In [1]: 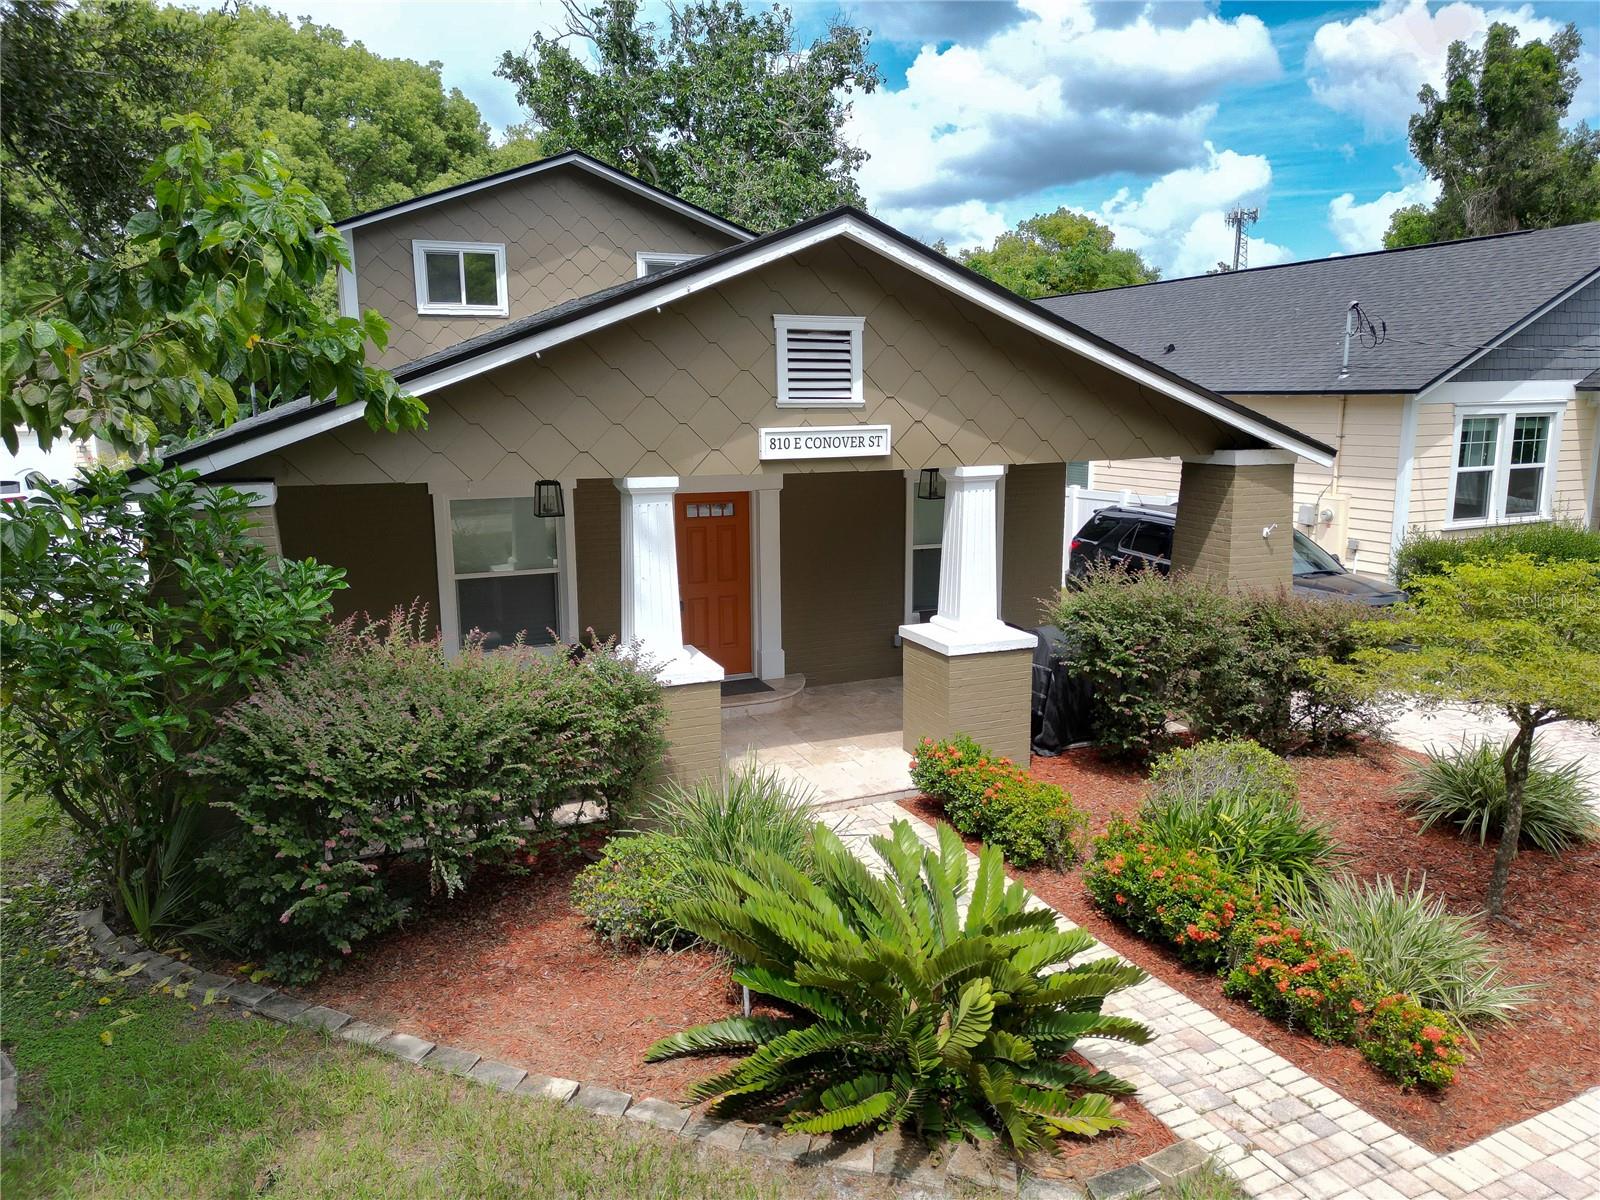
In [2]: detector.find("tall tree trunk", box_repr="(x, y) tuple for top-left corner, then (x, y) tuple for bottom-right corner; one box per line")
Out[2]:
(1487, 715), (1535, 916)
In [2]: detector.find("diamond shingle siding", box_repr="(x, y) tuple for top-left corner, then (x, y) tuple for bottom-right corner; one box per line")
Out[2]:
(239, 241), (1240, 487)
(1455, 281), (1600, 382)
(352, 165), (739, 368)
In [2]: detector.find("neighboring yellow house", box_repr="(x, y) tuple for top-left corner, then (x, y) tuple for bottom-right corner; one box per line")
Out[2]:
(1040, 224), (1600, 581)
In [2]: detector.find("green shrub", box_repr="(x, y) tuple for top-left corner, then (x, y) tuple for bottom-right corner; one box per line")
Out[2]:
(1286, 875), (1533, 1030)
(648, 820), (1153, 1150)
(571, 833), (694, 947)
(1049, 569), (1386, 760)
(1140, 741), (1336, 901)
(1084, 820), (1266, 968)
(1399, 739), (1599, 855)
(650, 761), (817, 882)
(909, 736), (1088, 867)
(0, 468), (343, 926)
(1358, 993), (1466, 1089)
(196, 610), (664, 982)
(1223, 916), (1369, 1044)
(1394, 520), (1600, 589)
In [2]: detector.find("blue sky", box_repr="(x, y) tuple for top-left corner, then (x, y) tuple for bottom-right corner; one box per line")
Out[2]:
(190, 0), (1599, 277)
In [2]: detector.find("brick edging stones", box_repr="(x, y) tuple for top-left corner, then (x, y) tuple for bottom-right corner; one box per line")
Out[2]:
(69, 905), (1213, 1199)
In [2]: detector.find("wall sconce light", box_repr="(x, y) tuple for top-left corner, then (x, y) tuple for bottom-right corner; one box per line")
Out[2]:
(535, 479), (565, 518)
(916, 468), (946, 501)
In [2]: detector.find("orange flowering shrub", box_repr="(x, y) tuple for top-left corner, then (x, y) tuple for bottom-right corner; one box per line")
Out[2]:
(1222, 916), (1370, 1044)
(909, 735), (1087, 867)
(1358, 993), (1467, 1089)
(1084, 819), (1265, 967)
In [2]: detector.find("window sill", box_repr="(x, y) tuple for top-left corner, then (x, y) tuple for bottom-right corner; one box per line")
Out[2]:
(418, 303), (509, 318)
(774, 398), (865, 409)
(1441, 513), (1552, 532)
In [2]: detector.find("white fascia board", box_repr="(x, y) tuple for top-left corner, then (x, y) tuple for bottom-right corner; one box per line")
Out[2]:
(1416, 269), (1600, 400)
(334, 155), (752, 242)
(1422, 379), (1580, 407)
(189, 215), (1336, 475)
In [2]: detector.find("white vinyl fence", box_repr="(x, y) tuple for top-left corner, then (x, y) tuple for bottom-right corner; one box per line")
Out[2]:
(1062, 484), (1180, 579)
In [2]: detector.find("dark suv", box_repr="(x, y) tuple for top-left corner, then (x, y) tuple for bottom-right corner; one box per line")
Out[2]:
(1068, 506), (1405, 606)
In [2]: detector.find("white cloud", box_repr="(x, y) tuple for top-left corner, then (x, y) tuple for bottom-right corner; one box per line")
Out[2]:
(1307, 0), (1562, 134)
(1327, 175), (1443, 251)
(848, 0), (1280, 242)
(1092, 144), (1289, 277)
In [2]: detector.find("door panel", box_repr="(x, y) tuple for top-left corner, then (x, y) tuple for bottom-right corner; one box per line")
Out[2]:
(675, 492), (752, 675)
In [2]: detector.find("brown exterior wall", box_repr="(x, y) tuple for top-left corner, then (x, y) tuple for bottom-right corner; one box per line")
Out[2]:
(238, 239), (1242, 489)
(353, 165), (738, 367)
(242, 506), (282, 557)
(780, 471), (904, 686)
(1001, 462), (1067, 628)
(901, 642), (1032, 764)
(1170, 461), (1294, 590)
(659, 680), (722, 786)
(275, 483), (441, 630)
(574, 479), (622, 643)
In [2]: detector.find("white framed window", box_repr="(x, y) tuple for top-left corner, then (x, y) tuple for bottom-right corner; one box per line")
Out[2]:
(635, 251), (699, 278)
(412, 240), (508, 316)
(432, 489), (573, 654)
(775, 314), (864, 408)
(907, 484), (945, 624)
(1446, 405), (1563, 527)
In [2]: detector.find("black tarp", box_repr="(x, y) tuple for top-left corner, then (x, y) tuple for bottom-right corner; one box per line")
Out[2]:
(1028, 625), (1096, 756)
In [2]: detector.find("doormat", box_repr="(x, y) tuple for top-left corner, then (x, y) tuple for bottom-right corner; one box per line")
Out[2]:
(721, 678), (774, 698)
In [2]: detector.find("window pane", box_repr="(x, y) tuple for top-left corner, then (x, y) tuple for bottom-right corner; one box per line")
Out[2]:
(462, 252), (499, 306)
(457, 574), (558, 650)
(1511, 414), (1550, 466)
(451, 498), (558, 574)
(1456, 416), (1498, 469)
(1452, 470), (1491, 522)
(912, 547), (941, 616)
(912, 494), (945, 547)
(1123, 523), (1171, 557)
(1506, 466), (1544, 515)
(424, 251), (462, 305)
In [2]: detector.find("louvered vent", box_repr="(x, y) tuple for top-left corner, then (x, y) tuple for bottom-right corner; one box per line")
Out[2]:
(775, 315), (864, 407)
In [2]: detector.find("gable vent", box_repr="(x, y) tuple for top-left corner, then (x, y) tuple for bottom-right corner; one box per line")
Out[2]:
(775, 314), (865, 408)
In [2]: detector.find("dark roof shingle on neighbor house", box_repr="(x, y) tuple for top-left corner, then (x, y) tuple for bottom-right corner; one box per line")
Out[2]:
(1036, 222), (1600, 395)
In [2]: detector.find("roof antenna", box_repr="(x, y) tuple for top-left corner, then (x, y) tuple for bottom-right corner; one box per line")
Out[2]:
(1339, 302), (1387, 379)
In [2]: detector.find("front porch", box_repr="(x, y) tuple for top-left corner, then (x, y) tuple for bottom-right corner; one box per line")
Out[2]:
(721, 677), (913, 806)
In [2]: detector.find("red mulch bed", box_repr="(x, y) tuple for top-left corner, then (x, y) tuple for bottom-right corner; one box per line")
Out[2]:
(902, 741), (1600, 1153)
(299, 842), (1175, 1179)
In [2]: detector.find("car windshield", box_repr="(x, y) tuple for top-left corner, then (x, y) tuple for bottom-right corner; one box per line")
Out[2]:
(1292, 530), (1344, 576)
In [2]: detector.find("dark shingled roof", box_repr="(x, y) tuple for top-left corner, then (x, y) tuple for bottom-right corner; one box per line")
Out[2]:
(1036, 223), (1600, 395)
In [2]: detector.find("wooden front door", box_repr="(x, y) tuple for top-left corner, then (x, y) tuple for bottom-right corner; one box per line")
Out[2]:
(675, 492), (752, 676)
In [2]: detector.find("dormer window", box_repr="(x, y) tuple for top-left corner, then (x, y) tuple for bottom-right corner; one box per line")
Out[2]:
(413, 240), (508, 316)
(636, 251), (699, 278)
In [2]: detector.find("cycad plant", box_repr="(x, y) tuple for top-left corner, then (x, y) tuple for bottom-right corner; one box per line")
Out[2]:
(646, 820), (1153, 1151)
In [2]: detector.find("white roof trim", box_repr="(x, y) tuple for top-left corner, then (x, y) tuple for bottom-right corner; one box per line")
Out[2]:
(1417, 267), (1600, 400)
(334, 153), (753, 242)
(182, 214), (1335, 476)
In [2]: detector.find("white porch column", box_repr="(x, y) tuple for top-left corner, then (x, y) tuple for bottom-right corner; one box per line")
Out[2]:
(900, 465), (1035, 763)
(616, 476), (724, 687)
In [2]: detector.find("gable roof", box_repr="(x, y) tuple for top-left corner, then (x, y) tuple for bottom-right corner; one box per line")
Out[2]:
(333, 149), (755, 242)
(160, 206), (1336, 479)
(1037, 222), (1600, 396)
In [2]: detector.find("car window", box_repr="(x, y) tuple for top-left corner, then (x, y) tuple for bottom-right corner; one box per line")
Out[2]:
(1122, 522), (1172, 558)
(1292, 530), (1344, 576)
(1077, 513), (1125, 544)
(0, 482), (19, 494)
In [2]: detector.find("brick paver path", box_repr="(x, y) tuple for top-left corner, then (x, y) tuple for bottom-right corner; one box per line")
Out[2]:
(822, 800), (1600, 1200)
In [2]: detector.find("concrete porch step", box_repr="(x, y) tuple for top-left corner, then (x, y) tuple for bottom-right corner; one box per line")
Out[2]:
(720, 673), (806, 714)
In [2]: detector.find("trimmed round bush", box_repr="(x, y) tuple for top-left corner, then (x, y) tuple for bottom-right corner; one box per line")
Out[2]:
(1399, 739), (1599, 855)
(571, 832), (694, 948)
(1140, 740), (1335, 901)
(1223, 915), (1369, 1044)
(1358, 993), (1466, 1090)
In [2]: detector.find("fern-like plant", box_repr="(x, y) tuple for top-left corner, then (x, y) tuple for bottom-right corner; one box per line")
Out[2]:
(646, 820), (1153, 1151)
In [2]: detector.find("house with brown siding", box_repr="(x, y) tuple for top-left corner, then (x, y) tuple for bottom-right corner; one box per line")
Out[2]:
(162, 151), (1333, 780)
(1040, 223), (1600, 582)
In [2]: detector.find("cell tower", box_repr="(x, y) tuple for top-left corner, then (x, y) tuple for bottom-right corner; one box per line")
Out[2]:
(1224, 207), (1260, 271)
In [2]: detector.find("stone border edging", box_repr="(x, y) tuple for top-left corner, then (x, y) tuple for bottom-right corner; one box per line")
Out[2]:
(68, 904), (1213, 1200)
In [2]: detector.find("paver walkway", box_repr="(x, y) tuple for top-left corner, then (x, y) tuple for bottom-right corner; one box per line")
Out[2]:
(1386, 703), (1600, 809)
(821, 800), (1600, 1200)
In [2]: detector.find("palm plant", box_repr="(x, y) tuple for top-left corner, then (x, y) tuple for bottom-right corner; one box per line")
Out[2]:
(646, 820), (1153, 1151)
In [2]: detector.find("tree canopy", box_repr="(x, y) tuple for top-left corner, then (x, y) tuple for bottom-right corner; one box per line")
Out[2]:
(959, 210), (1158, 299)
(1, 117), (425, 456)
(496, 0), (879, 232)
(1384, 21), (1600, 248)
